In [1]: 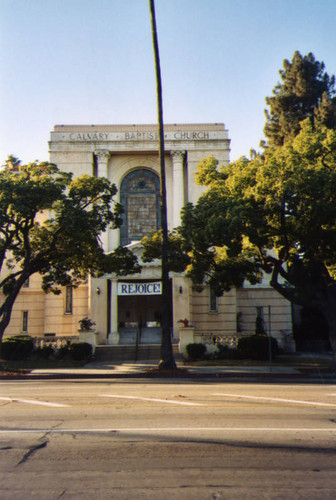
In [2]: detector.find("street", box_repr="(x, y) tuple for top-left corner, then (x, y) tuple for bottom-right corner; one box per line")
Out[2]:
(1, 379), (336, 499)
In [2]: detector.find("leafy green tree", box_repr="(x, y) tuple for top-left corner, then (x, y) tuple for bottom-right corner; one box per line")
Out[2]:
(0, 161), (140, 343)
(263, 51), (336, 147)
(143, 122), (336, 358)
(314, 92), (336, 129)
(3, 155), (21, 171)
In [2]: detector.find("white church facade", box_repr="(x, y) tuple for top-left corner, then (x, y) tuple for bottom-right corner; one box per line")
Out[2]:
(3, 123), (293, 352)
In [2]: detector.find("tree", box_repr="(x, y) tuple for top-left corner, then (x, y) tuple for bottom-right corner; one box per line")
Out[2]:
(149, 0), (176, 369)
(3, 155), (21, 171)
(0, 161), (140, 343)
(263, 51), (336, 147)
(145, 121), (336, 358)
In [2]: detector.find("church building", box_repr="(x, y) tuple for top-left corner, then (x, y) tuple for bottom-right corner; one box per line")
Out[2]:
(4, 123), (294, 353)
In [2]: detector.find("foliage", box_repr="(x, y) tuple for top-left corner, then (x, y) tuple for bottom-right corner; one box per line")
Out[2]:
(34, 345), (54, 359)
(186, 343), (206, 360)
(53, 345), (70, 360)
(3, 155), (21, 171)
(177, 318), (189, 327)
(237, 335), (278, 361)
(216, 344), (241, 360)
(142, 229), (190, 273)
(78, 317), (96, 331)
(0, 335), (34, 360)
(294, 306), (330, 352)
(0, 160), (140, 342)
(68, 342), (93, 361)
(165, 122), (336, 356)
(263, 51), (336, 147)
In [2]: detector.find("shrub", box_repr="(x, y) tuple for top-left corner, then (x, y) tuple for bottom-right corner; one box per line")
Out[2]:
(35, 345), (54, 359)
(68, 342), (93, 361)
(237, 334), (278, 360)
(78, 317), (96, 331)
(216, 344), (242, 360)
(54, 345), (69, 360)
(1, 335), (34, 360)
(186, 343), (206, 361)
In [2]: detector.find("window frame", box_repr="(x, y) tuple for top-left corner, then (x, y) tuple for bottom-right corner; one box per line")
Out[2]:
(22, 311), (28, 333)
(209, 286), (218, 312)
(65, 285), (73, 315)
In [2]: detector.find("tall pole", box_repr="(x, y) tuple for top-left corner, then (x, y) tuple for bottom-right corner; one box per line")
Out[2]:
(149, 0), (176, 369)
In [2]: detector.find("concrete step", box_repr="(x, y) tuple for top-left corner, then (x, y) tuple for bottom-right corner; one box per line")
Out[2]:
(140, 327), (161, 344)
(119, 328), (137, 345)
(94, 343), (182, 362)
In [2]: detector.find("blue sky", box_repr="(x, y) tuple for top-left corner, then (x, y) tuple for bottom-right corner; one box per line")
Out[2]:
(1, 0), (336, 165)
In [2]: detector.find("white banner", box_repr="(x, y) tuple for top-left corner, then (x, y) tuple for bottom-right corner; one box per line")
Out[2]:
(117, 282), (162, 296)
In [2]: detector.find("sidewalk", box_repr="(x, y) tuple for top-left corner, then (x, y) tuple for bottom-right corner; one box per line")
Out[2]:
(5, 360), (333, 382)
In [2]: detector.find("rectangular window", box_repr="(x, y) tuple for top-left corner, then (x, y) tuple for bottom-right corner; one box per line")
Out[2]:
(256, 306), (266, 334)
(256, 306), (264, 320)
(209, 287), (218, 312)
(65, 286), (73, 314)
(22, 311), (28, 332)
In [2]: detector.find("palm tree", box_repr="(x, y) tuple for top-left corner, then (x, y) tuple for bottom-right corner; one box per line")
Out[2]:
(149, 0), (176, 369)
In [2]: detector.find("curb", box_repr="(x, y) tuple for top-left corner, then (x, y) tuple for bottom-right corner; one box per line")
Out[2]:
(1, 371), (334, 382)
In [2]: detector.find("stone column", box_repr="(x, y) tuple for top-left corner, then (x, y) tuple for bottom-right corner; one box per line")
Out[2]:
(95, 150), (110, 250)
(171, 151), (185, 227)
(95, 150), (110, 178)
(108, 279), (119, 345)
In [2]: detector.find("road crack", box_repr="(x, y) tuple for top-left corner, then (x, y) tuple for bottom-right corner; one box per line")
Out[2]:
(16, 438), (48, 466)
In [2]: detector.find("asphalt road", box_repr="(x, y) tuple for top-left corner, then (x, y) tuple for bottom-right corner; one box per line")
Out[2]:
(1, 379), (336, 499)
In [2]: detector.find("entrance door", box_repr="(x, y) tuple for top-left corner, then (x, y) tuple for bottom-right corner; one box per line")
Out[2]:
(118, 294), (162, 344)
(117, 280), (172, 345)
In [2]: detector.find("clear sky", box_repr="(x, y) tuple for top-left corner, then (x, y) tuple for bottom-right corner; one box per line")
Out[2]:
(1, 0), (336, 165)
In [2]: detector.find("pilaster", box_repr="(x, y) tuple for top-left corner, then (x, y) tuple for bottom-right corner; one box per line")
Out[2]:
(95, 150), (110, 250)
(95, 150), (110, 178)
(171, 150), (185, 227)
(107, 279), (119, 345)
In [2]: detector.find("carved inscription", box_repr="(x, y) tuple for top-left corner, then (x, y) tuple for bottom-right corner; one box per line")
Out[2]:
(68, 130), (211, 141)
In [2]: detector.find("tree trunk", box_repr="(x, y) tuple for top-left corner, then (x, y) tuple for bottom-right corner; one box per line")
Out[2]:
(0, 285), (26, 344)
(149, 0), (176, 369)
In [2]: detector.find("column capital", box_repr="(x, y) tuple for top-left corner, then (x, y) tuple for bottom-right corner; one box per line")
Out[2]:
(170, 150), (186, 160)
(94, 150), (110, 160)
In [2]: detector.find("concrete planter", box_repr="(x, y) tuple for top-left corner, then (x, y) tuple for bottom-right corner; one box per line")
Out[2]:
(178, 326), (195, 357)
(78, 330), (98, 353)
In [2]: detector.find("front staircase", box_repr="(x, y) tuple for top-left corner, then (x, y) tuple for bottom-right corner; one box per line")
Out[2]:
(94, 343), (181, 362)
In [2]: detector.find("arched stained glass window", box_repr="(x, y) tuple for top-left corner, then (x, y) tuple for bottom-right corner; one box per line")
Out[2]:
(120, 169), (161, 246)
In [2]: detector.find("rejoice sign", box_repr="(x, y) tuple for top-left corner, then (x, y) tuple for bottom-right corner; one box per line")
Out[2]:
(117, 282), (162, 296)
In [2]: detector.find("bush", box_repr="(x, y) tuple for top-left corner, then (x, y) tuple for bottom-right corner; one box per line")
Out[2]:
(54, 345), (69, 360)
(237, 334), (278, 361)
(35, 345), (54, 359)
(216, 344), (242, 360)
(1, 335), (34, 360)
(186, 343), (206, 361)
(68, 342), (92, 361)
